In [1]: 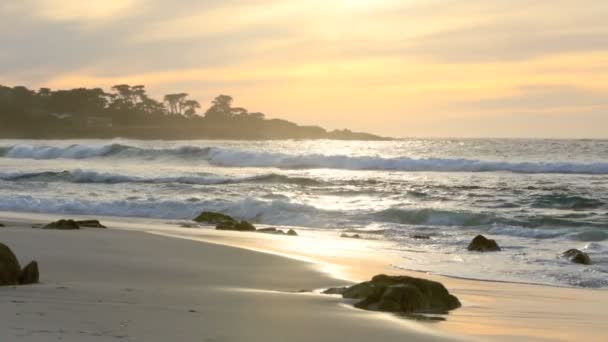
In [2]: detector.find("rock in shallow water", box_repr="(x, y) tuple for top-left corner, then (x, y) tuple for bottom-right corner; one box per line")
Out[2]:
(340, 233), (361, 239)
(323, 274), (461, 314)
(0, 242), (21, 286)
(562, 249), (592, 265)
(43, 219), (80, 230)
(18, 261), (39, 285)
(194, 211), (236, 224)
(258, 227), (278, 233)
(287, 229), (298, 236)
(216, 220), (257, 231)
(75, 220), (106, 228)
(467, 235), (501, 252)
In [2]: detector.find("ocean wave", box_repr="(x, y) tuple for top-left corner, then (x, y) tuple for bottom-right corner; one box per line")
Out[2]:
(373, 208), (502, 227)
(0, 169), (322, 186)
(371, 207), (608, 232)
(531, 194), (604, 210)
(2, 143), (608, 174)
(0, 195), (337, 227)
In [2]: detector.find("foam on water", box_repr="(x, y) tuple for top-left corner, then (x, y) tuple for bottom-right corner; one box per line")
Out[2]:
(0, 169), (322, 186)
(2, 143), (608, 174)
(1, 138), (608, 288)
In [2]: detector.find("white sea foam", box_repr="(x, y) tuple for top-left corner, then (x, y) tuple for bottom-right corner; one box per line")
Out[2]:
(0, 169), (321, 186)
(0, 195), (329, 227)
(2, 143), (608, 174)
(2, 138), (608, 288)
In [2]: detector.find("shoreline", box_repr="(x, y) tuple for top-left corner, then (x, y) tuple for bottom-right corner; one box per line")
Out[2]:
(0, 211), (456, 342)
(2, 211), (608, 341)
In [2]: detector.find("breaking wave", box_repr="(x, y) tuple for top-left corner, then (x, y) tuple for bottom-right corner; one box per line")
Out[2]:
(0, 169), (322, 186)
(2, 143), (608, 174)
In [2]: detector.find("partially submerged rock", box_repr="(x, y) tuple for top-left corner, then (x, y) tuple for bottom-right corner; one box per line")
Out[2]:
(18, 261), (39, 285)
(0, 242), (21, 286)
(194, 211), (236, 224)
(411, 234), (431, 240)
(340, 233), (361, 239)
(75, 220), (106, 228)
(562, 249), (591, 265)
(258, 227), (278, 233)
(322, 287), (348, 295)
(257, 227), (288, 235)
(43, 219), (80, 230)
(216, 220), (257, 232)
(0, 223), (5, 227)
(287, 229), (298, 236)
(467, 235), (500, 252)
(324, 274), (461, 314)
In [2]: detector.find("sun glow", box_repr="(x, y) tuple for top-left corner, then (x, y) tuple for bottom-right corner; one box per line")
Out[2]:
(340, 0), (405, 10)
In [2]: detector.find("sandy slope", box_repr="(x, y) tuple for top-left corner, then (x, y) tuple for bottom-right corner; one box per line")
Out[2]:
(0, 221), (456, 342)
(2, 211), (607, 342)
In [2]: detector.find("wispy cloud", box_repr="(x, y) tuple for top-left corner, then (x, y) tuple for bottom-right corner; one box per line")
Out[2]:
(1, 0), (607, 137)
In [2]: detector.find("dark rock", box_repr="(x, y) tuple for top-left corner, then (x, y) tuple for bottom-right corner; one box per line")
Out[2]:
(235, 221), (256, 231)
(193, 211), (236, 224)
(43, 219), (80, 230)
(326, 274), (461, 314)
(18, 261), (39, 285)
(562, 249), (592, 265)
(287, 229), (298, 236)
(216, 220), (256, 231)
(340, 233), (361, 239)
(258, 227), (278, 233)
(377, 284), (427, 312)
(216, 221), (237, 230)
(258, 227), (288, 235)
(0, 223), (5, 227)
(0, 242), (21, 286)
(75, 220), (106, 228)
(467, 235), (500, 252)
(322, 287), (348, 295)
(411, 234), (431, 240)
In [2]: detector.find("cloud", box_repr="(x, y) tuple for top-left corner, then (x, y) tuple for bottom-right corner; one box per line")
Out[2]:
(1, 0), (607, 137)
(1, 0), (140, 22)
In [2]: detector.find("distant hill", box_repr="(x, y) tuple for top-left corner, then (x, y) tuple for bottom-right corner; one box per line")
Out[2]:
(0, 84), (387, 140)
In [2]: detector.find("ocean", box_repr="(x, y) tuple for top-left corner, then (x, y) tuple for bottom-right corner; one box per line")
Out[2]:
(1, 138), (607, 288)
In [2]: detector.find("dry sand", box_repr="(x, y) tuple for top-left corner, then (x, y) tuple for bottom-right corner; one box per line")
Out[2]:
(2, 211), (607, 341)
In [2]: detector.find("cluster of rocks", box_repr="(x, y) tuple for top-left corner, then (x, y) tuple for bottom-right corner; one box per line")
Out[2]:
(194, 212), (298, 236)
(323, 274), (461, 314)
(41, 219), (107, 230)
(0, 242), (39, 286)
(467, 234), (592, 265)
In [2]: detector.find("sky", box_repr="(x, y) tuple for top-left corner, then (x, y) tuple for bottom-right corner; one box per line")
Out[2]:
(1, 0), (607, 138)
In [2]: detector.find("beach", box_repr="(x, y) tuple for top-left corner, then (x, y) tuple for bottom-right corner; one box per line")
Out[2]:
(2, 212), (607, 342)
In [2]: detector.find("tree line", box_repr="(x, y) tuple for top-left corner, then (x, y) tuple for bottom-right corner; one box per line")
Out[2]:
(0, 84), (384, 140)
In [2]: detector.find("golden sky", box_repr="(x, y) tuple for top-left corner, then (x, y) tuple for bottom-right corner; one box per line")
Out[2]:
(1, 0), (607, 138)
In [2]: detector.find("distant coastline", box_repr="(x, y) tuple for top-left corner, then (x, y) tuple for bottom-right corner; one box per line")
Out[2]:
(0, 84), (387, 140)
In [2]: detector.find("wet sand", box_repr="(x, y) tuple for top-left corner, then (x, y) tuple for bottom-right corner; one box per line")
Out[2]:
(0, 214), (456, 342)
(2, 211), (607, 341)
